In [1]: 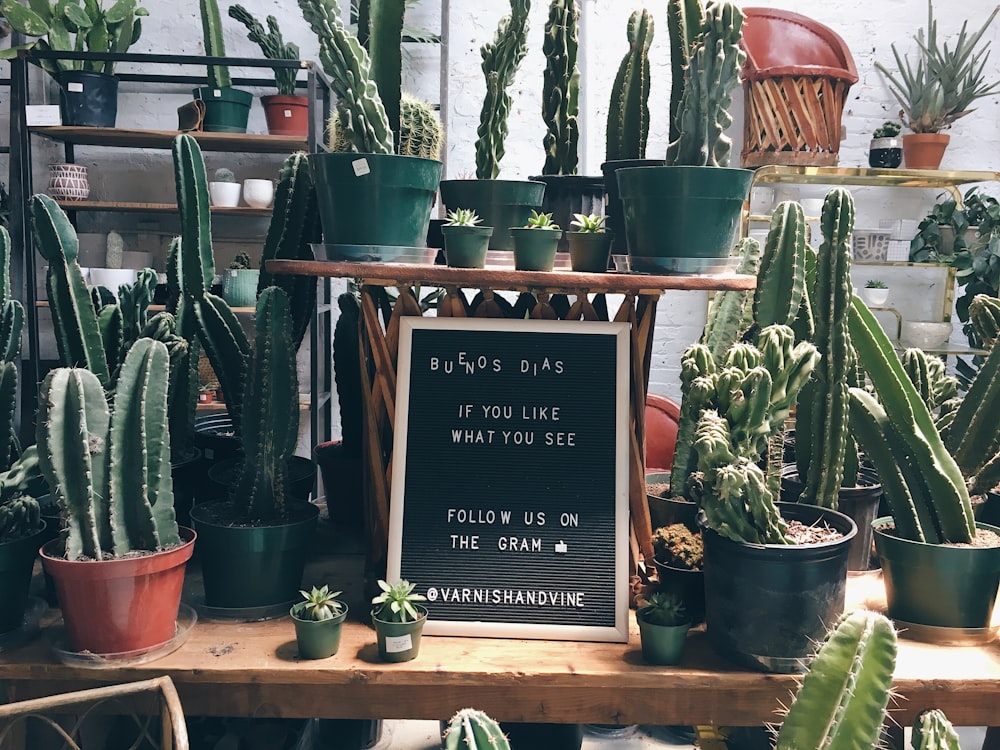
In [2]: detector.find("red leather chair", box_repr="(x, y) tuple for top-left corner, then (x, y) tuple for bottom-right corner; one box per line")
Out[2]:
(644, 393), (681, 471)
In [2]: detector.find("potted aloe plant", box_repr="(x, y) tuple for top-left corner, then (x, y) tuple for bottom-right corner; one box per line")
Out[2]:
(0, 0), (149, 127)
(441, 209), (492, 269)
(196, 0), (253, 133)
(565, 213), (611, 272)
(228, 5), (306, 136)
(635, 591), (691, 665)
(371, 578), (428, 663)
(438, 0), (544, 251)
(510, 210), (562, 271)
(290, 585), (348, 659)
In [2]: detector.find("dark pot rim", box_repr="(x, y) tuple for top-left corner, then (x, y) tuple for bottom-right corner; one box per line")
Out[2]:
(873, 516), (1000, 553)
(700, 501), (857, 554)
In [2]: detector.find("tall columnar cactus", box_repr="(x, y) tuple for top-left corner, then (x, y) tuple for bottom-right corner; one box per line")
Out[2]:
(665, 1), (745, 167)
(702, 236), (761, 363)
(752, 201), (809, 332)
(443, 709), (510, 750)
(367, 0), (405, 149)
(200, 0), (231, 89)
(257, 151), (322, 349)
(0, 227), (23, 467)
(228, 5), (301, 97)
(774, 610), (897, 750)
(797, 189), (855, 508)
(475, 0), (531, 179)
(605, 10), (653, 163)
(912, 709), (962, 750)
(669, 343), (717, 498)
(541, 0), (580, 175)
(31, 194), (111, 389)
(398, 94), (443, 160)
(37, 339), (179, 561)
(667, 0), (705, 144)
(848, 297), (975, 544)
(234, 288), (299, 522)
(298, 0), (393, 154)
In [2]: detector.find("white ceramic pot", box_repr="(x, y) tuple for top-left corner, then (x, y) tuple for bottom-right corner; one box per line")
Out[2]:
(208, 181), (241, 208)
(900, 321), (953, 350)
(48, 163), (89, 201)
(862, 287), (889, 306)
(243, 178), (275, 209)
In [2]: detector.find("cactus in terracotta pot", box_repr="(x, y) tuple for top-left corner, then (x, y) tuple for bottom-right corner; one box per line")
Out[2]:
(540, 0), (579, 176)
(605, 9), (653, 162)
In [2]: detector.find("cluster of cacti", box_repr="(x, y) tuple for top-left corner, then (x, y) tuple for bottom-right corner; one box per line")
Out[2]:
(200, 0), (231, 89)
(702, 237), (762, 363)
(37, 339), (179, 561)
(651, 523), (703, 570)
(903, 348), (958, 412)
(848, 297), (975, 544)
(475, 0), (531, 179)
(912, 709), (962, 750)
(298, 0), (393, 154)
(540, 0), (580, 176)
(605, 10), (653, 163)
(666, 1), (746, 167)
(228, 5), (301, 96)
(0, 495), (41, 542)
(795, 189), (855, 508)
(774, 610), (897, 750)
(398, 94), (443, 160)
(444, 709), (510, 750)
(667, 0), (704, 145)
(256, 151), (322, 348)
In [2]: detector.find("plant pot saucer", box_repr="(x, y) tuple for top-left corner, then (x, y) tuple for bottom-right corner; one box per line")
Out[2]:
(0, 597), (46, 653)
(189, 595), (297, 623)
(319, 243), (439, 264)
(46, 603), (197, 668)
(891, 619), (999, 646)
(620, 255), (742, 275)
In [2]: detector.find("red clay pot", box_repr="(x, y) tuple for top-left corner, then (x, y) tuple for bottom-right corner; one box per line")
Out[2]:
(40, 527), (196, 654)
(261, 94), (309, 137)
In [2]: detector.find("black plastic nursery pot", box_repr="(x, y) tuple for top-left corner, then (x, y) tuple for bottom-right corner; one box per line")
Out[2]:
(193, 86), (253, 133)
(206, 455), (317, 502)
(701, 502), (856, 673)
(529, 174), (606, 252)
(439, 179), (546, 251)
(652, 557), (705, 625)
(874, 517), (1000, 631)
(59, 70), (118, 127)
(0, 525), (47, 634)
(645, 471), (698, 532)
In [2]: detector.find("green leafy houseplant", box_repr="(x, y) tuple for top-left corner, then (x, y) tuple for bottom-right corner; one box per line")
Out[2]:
(371, 578), (427, 623)
(228, 5), (300, 97)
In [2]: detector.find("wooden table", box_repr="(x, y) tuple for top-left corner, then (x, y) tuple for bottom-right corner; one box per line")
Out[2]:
(1, 570), (998, 728)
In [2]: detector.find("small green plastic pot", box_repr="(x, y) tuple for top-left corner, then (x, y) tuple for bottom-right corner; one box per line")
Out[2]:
(442, 225), (493, 268)
(566, 231), (612, 272)
(193, 87), (253, 133)
(510, 228), (561, 271)
(637, 613), (691, 665)
(291, 605), (349, 660)
(371, 606), (427, 663)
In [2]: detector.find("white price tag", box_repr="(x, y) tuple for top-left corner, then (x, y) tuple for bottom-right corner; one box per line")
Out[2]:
(213, 89), (222, 98)
(283, 109), (292, 118)
(383, 634), (413, 654)
(229, 269), (237, 277)
(67, 82), (84, 93)
(352, 158), (371, 177)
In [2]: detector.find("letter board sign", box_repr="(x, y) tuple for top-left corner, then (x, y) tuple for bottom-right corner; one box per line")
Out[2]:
(388, 317), (630, 642)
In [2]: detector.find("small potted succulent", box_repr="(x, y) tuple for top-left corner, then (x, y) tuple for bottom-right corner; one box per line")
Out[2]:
(208, 168), (241, 208)
(371, 578), (428, 663)
(635, 590), (691, 665)
(510, 210), (562, 271)
(441, 209), (493, 269)
(565, 213), (612, 273)
(868, 122), (903, 168)
(221, 250), (259, 308)
(862, 279), (890, 307)
(651, 523), (705, 625)
(290, 585), (348, 659)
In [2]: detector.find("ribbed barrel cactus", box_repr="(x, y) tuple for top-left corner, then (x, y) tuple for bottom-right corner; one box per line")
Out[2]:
(605, 9), (653, 163)
(443, 708), (510, 750)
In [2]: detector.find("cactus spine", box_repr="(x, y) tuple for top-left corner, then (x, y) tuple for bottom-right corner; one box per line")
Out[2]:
(541, 0), (580, 175)
(913, 709), (962, 750)
(798, 189), (855, 508)
(234, 288), (299, 521)
(199, 0), (231, 89)
(476, 0), (531, 179)
(667, 0), (705, 144)
(775, 610), (897, 750)
(605, 10), (653, 162)
(443, 709), (510, 750)
(848, 297), (975, 543)
(398, 94), (443, 160)
(666, 1), (745, 167)
(298, 0), (393, 154)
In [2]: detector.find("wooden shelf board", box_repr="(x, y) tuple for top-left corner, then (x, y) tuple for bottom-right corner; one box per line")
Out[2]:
(31, 126), (306, 153)
(55, 200), (273, 216)
(752, 165), (1000, 189)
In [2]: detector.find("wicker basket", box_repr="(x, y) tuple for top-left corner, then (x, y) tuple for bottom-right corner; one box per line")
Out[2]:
(740, 8), (858, 168)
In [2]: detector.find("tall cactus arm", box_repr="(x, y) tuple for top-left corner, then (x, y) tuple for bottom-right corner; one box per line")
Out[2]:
(298, 0), (393, 154)
(193, 294), (251, 429)
(667, 0), (704, 144)
(37, 367), (112, 561)
(0, 225), (12, 303)
(913, 709), (962, 750)
(541, 0), (580, 175)
(605, 10), (653, 162)
(775, 610), (897, 750)
(753, 201), (808, 331)
(444, 709), (511, 750)
(944, 319), (1000, 482)
(31, 195), (112, 388)
(475, 0), (531, 179)
(703, 236), (761, 363)
(97, 303), (123, 382)
(199, 0), (231, 88)
(257, 152), (321, 349)
(172, 135), (214, 298)
(109, 339), (178, 553)
(849, 297), (974, 542)
(0, 362), (16, 472)
(0, 299), (24, 364)
(669, 344), (717, 498)
(969, 294), (1000, 349)
(368, 0), (404, 148)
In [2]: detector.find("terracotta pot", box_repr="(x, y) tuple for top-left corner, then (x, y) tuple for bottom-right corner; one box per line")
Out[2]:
(40, 527), (196, 654)
(902, 133), (950, 170)
(261, 94), (309, 137)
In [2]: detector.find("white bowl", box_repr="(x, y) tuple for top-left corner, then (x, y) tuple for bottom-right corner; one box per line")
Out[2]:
(242, 178), (275, 209)
(900, 321), (953, 350)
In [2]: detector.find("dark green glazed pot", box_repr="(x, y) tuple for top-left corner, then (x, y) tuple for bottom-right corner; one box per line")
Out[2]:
(874, 517), (1000, 629)
(637, 613), (691, 665)
(442, 225), (493, 268)
(566, 232), (612, 272)
(510, 228), (561, 271)
(371, 605), (427, 662)
(439, 180), (545, 250)
(0, 524), (46, 634)
(193, 87), (253, 133)
(310, 153), (442, 248)
(191, 500), (319, 609)
(616, 166), (753, 271)
(292, 606), (349, 659)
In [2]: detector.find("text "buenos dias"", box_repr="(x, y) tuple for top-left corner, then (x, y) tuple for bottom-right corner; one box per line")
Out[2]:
(429, 352), (564, 376)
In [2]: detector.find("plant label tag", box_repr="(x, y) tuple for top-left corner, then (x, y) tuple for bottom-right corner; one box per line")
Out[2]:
(284, 109), (292, 118)
(229, 269), (238, 277)
(25, 105), (61, 126)
(352, 159), (371, 177)
(213, 89), (222, 97)
(67, 82), (84, 93)
(383, 634), (412, 653)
